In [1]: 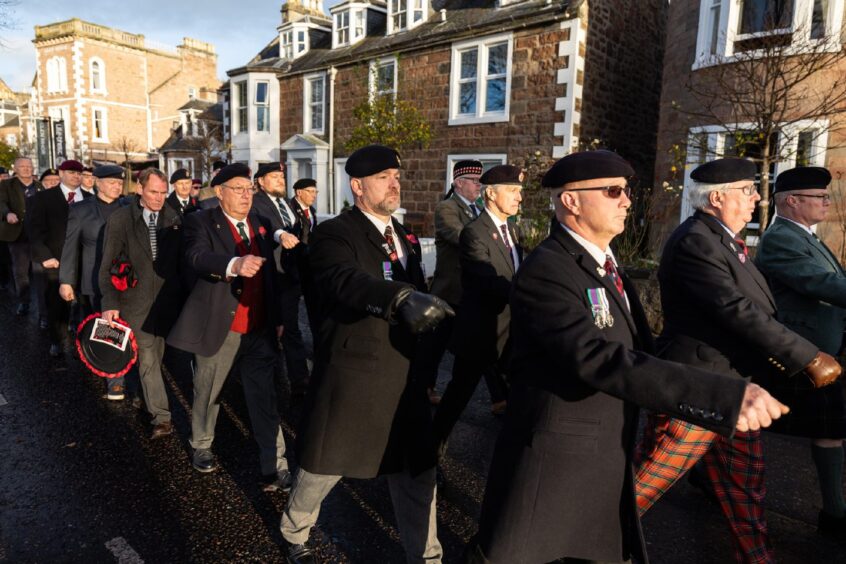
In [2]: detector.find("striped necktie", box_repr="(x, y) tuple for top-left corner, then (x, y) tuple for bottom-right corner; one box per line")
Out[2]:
(148, 212), (157, 260)
(275, 197), (292, 227)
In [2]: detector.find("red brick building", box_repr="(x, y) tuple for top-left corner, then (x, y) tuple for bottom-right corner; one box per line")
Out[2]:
(228, 0), (669, 235)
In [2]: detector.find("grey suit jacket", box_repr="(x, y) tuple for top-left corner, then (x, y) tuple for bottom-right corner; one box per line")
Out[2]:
(429, 193), (478, 305)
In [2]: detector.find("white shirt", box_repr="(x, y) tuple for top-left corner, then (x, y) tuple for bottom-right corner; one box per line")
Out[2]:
(361, 208), (407, 269)
(562, 223), (629, 310)
(486, 209), (519, 268)
(142, 207), (158, 226)
(778, 216), (814, 235)
(60, 183), (80, 204)
(221, 210), (253, 278)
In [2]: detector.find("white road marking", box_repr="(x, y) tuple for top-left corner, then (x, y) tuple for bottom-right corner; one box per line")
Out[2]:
(104, 537), (144, 563)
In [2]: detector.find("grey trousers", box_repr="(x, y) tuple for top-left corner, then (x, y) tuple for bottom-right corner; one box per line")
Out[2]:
(190, 329), (287, 475)
(135, 329), (171, 425)
(280, 467), (442, 563)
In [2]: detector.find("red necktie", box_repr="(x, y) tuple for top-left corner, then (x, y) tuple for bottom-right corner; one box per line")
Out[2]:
(303, 208), (310, 221)
(67, 191), (76, 204)
(735, 238), (748, 256)
(604, 255), (625, 297)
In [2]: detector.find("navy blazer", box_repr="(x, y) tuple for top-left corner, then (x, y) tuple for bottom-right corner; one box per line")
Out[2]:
(167, 206), (279, 357)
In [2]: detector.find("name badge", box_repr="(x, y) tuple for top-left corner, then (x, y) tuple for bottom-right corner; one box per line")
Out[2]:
(587, 287), (614, 329)
(383, 261), (393, 280)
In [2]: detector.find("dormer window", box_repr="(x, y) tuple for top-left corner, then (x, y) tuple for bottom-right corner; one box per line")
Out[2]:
(281, 26), (310, 59)
(388, 0), (427, 34)
(332, 7), (368, 48)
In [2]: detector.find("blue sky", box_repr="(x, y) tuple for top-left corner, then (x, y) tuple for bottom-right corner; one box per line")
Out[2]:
(0, 0), (340, 92)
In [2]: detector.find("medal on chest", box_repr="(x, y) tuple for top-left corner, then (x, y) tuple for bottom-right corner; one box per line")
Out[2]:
(587, 287), (614, 329)
(382, 261), (393, 280)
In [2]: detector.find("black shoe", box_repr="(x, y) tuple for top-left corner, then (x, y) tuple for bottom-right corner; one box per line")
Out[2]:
(262, 468), (293, 492)
(39, 318), (48, 330)
(818, 510), (846, 539)
(191, 448), (217, 473)
(15, 303), (29, 316)
(286, 543), (319, 564)
(49, 343), (61, 357)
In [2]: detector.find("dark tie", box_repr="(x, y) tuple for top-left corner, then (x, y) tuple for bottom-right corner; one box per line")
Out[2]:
(67, 191), (75, 204)
(735, 238), (748, 257)
(237, 221), (250, 247)
(604, 255), (625, 297)
(148, 213), (158, 260)
(500, 224), (515, 267)
(384, 225), (398, 262)
(470, 204), (479, 218)
(275, 198), (292, 227)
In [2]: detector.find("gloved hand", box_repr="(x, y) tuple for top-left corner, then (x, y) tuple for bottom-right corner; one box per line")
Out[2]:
(804, 351), (842, 388)
(394, 289), (455, 334)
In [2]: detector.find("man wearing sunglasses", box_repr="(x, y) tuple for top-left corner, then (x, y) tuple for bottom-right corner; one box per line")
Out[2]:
(467, 150), (796, 564)
(635, 158), (840, 563)
(756, 166), (846, 540)
(168, 163), (291, 489)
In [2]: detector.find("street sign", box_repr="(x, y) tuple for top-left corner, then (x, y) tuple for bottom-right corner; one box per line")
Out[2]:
(53, 120), (67, 162)
(36, 118), (52, 169)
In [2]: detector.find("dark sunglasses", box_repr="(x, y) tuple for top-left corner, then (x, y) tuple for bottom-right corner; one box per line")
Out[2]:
(564, 185), (631, 199)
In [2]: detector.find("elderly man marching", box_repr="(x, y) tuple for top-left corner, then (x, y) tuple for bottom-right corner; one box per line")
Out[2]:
(279, 145), (453, 564)
(755, 166), (846, 539)
(466, 150), (794, 564)
(634, 158), (842, 564)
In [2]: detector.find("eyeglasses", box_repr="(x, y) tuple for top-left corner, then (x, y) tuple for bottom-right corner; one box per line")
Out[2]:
(792, 193), (831, 202)
(458, 177), (482, 185)
(222, 184), (258, 196)
(722, 183), (758, 196)
(299, 188), (319, 194)
(565, 185), (631, 199)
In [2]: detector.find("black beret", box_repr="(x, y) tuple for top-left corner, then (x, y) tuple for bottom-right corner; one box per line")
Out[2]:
(293, 178), (317, 191)
(93, 165), (125, 180)
(58, 159), (84, 172)
(690, 158), (756, 184)
(480, 164), (524, 186)
(40, 168), (59, 180)
(453, 160), (483, 180)
(254, 162), (285, 179)
(169, 168), (191, 183)
(210, 163), (252, 187)
(82, 166), (94, 173)
(212, 160), (227, 171)
(345, 144), (401, 178)
(542, 150), (635, 188)
(774, 166), (831, 194)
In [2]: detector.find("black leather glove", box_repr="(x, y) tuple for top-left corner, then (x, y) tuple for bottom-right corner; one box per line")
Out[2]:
(394, 289), (455, 334)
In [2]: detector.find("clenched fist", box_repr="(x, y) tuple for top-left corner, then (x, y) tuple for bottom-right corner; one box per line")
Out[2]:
(736, 383), (789, 433)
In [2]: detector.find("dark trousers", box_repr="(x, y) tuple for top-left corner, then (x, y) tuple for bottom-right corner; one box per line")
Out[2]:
(432, 354), (508, 445)
(8, 240), (31, 303)
(31, 262), (48, 319)
(412, 306), (457, 390)
(280, 282), (309, 388)
(43, 268), (69, 345)
(0, 242), (10, 287)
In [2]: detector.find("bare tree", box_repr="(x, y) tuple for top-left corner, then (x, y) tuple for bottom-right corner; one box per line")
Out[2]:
(677, 20), (846, 229)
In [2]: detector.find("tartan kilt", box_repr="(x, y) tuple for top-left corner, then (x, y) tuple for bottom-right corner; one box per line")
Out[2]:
(759, 375), (846, 439)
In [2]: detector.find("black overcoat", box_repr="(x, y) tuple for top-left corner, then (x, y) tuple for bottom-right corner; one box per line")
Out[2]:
(298, 206), (433, 478)
(167, 206), (279, 357)
(0, 176), (42, 242)
(475, 223), (748, 563)
(28, 187), (91, 264)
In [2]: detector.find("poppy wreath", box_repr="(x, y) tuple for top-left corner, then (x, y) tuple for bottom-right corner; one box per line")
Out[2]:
(75, 313), (139, 379)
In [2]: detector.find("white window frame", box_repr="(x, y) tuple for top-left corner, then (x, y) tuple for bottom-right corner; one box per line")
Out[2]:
(188, 86), (197, 99)
(303, 73), (326, 135)
(89, 57), (106, 95)
(387, 0), (427, 34)
(46, 57), (68, 94)
(255, 80), (270, 133)
(281, 24), (311, 59)
(335, 11), (350, 47)
(281, 30), (294, 59)
(448, 33), (513, 126)
(91, 106), (109, 143)
(693, 0), (844, 68)
(296, 29), (308, 55)
(369, 56), (397, 102)
(168, 158), (194, 181)
(234, 80), (248, 134)
(444, 153), (507, 192)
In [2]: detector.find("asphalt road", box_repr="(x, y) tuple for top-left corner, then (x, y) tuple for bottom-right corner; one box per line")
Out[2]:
(0, 289), (843, 563)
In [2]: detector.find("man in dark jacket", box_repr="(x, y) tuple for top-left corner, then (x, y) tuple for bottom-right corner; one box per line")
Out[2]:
(0, 157), (42, 316)
(99, 168), (184, 438)
(635, 158), (841, 564)
(165, 168), (200, 216)
(433, 164), (522, 453)
(167, 164), (290, 486)
(279, 145), (453, 564)
(28, 159), (91, 356)
(756, 165), (846, 539)
(467, 150), (796, 564)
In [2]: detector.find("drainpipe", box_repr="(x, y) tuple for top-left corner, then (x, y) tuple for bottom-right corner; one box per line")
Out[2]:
(328, 65), (337, 214)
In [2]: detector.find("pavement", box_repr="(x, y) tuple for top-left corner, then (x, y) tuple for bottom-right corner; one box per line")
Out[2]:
(0, 289), (844, 563)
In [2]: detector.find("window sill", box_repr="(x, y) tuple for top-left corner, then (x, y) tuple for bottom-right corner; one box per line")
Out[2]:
(692, 38), (842, 70)
(448, 113), (509, 126)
